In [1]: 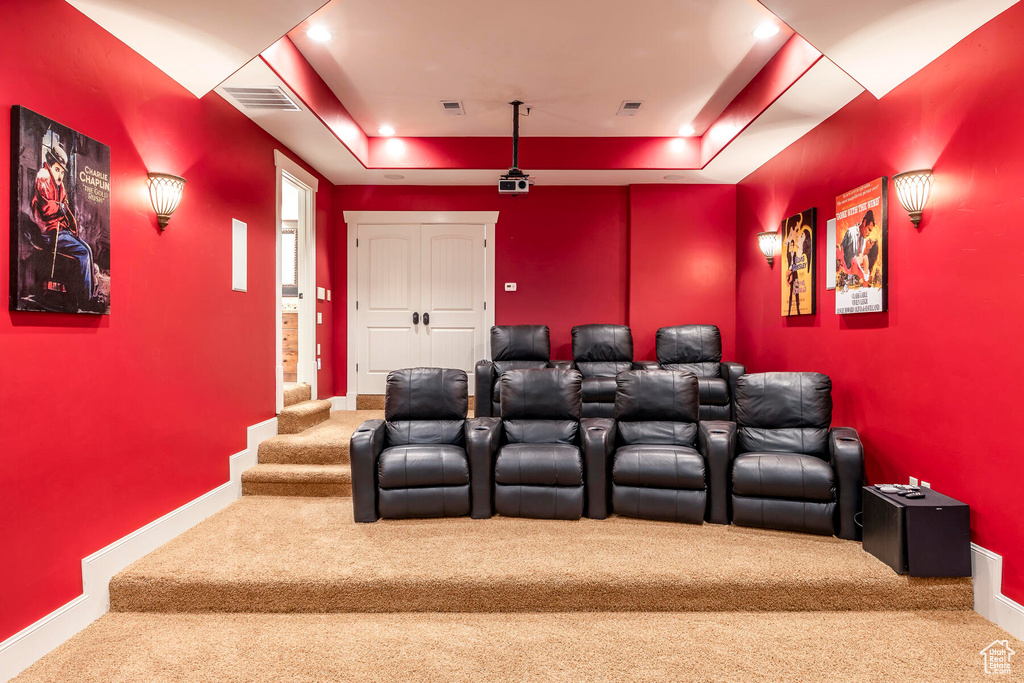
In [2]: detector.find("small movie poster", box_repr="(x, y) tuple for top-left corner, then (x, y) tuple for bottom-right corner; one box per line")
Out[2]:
(835, 178), (887, 314)
(780, 207), (816, 316)
(9, 106), (111, 314)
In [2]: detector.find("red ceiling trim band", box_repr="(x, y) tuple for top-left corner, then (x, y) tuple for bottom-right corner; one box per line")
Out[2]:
(700, 34), (822, 167)
(260, 36), (370, 165)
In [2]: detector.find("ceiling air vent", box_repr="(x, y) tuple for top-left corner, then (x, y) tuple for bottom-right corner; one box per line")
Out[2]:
(223, 86), (300, 111)
(441, 100), (465, 115)
(616, 100), (643, 116)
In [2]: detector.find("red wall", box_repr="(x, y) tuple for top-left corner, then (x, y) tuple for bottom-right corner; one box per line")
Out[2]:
(0, 0), (334, 640)
(735, 4), (1024, 602)
(629, 185), (737, 360)
(333, 184), (741, 394)
(333, 185), (631, 392)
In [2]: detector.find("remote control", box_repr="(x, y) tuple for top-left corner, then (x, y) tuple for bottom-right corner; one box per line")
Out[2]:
(904, 492), (925, 499)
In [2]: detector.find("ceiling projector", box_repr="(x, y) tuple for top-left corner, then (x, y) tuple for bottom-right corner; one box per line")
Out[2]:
(499, 100), (531, 195)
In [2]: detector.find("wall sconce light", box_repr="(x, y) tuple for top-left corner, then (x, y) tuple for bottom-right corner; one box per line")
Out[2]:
(147, 173), (186, 230)
(757, 230), (781, 268)
(892, 169), (933, 227)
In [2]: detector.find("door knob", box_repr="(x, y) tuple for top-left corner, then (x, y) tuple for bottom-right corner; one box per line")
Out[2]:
(412, 312), (419, 324)
(423, 312), (430, 326)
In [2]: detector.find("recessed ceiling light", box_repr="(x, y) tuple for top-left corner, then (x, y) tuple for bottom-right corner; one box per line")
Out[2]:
(306, 25), (332, 42)
(678, 125), (696, 136)
(664, 175), (685, 181)
(378, 125), (395, 136)
(384, 174), (405, 180)
(753, 22), (779, 40)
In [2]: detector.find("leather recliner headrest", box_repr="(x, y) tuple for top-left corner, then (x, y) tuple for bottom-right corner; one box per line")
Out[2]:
(491, 325), (550, 362)
(571, 324), (633, 362)
(656, 325), (722, 364)
(614, 369), (699, 422)
(385, 367), (469, 421)
(499, 369), (582, 420)
(734, 372), (832, 428)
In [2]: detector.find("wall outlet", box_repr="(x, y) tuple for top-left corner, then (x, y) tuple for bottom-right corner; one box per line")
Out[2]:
(909, 476), (918, 486)
(317, 358), (322, 370)
(921, 480), (931, 489)
(317, 312), (322, 324)
(504, 282), (517, 291)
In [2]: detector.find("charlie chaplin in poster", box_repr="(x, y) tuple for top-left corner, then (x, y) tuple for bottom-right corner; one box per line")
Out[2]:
(10, 106), (111, 314)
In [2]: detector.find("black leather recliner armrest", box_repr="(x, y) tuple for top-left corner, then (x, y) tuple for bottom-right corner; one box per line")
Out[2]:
(720, 362), (746, 420)
(549, 360), (575, 371)
(580, 417), (616, 520)
(699, 420), (736, 525)
(830, 427), (865, 541)
(350, 419), (387, 523)
(466, 417), (502, 519)
(474, 360), (496, 417)
(632, 361), (661, 371)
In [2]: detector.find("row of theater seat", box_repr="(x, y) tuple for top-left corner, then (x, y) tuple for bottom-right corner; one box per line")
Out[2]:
(476, 324), (743, 419)
(351, 364), (864, 540)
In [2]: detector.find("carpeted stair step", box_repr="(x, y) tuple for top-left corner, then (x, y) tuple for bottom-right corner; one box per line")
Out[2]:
(283, 383), (311, 407)
(108, 497), (973, 614)
(277, 399), (331, 434)
(15, 610), (1021, 683)
(257, 410), (383, 465)
(240, 464), (351, 497)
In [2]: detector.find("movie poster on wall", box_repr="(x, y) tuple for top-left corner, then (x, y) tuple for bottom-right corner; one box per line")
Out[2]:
(780, 207), (816, 316)
(9, 106), (110, 314)
(835, 177), (887, 314)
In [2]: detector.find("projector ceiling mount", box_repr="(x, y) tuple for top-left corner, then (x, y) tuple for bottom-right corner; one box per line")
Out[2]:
(498, 100), (532, 194)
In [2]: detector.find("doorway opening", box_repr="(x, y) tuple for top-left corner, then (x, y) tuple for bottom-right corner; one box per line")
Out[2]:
(275, 151), (318, 413)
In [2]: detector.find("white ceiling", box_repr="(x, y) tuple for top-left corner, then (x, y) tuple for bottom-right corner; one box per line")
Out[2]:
(73, 0), (1020, 184)
(291, 0), (791, 137)
(66, 0), (328, 97)
(760, 0), (1018, 98)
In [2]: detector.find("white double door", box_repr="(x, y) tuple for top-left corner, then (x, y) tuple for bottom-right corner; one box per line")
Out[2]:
(356, 223), (487, 394)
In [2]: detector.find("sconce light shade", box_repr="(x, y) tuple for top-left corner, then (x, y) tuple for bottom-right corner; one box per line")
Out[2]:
(757, 230), (781, 268)
(892, 169), (932, 227)
(147, 172), (186, 229)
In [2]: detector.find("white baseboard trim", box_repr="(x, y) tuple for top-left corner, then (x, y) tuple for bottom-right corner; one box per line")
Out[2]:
(972, 543), (1024, 640)
(329, 394), (356, 411)
(0, 416), (277, 683)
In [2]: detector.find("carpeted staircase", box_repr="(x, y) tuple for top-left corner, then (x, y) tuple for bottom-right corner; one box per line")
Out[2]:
(240, 383), (382, 497)
(13, 402), (1023, 682)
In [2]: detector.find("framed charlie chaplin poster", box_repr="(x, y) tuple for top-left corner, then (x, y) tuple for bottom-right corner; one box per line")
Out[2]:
(10, 106), (110, 314)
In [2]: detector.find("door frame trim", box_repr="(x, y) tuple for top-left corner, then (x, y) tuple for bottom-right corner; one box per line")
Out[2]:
(274, 151), (319, 412)
(344, 210), (499, 409)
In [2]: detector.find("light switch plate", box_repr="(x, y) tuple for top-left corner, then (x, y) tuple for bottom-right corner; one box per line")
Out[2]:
(317, 358), (322, 370)
(317, 312), (322, 324)
(316, 287), (326, 301)
(317, 343), (321, 355)
(504, 282), (517, 291)
(327, 290), (331, 301)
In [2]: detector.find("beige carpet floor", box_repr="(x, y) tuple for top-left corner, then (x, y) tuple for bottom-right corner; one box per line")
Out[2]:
(15, 611), (1021, 682)
(109, 497), (972, 613)
(257, 410), (383, 465)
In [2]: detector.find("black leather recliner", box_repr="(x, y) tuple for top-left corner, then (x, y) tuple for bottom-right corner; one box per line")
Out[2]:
(601, 370), (733, 524)
(350, 367), (475, 522)
(730, 372), (864, 539)
(637, 325), (745, 420)
(474, 325), (561, 417)
(471, 368), (602, 520)
(571, 324), (635, 418)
